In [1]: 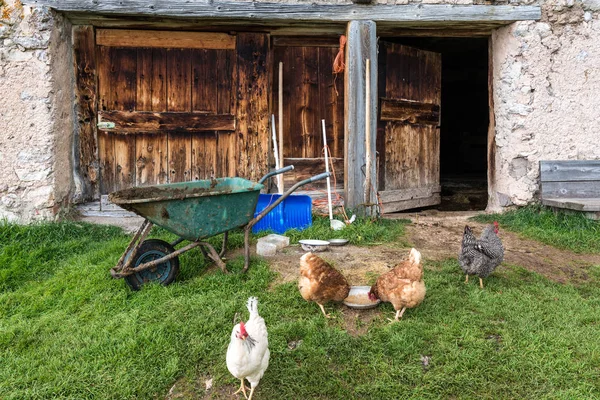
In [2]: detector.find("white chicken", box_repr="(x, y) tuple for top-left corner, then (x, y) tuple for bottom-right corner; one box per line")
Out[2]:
(226, 297), (270, 400)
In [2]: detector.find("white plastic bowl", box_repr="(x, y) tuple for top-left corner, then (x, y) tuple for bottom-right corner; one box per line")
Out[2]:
(299, 239), (330, 252)
(343, 286), (381, 310)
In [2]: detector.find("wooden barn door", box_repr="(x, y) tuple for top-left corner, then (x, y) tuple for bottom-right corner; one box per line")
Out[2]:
(378, 43), (442, 213)
(272, 37), (345, 191)
(95, 30), (239, 194)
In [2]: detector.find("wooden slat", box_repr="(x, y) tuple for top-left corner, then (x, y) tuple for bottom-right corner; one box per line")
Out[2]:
(32, 2), (542, 24)
(192, 49), (218, 113)
(167, 48), (192, 112)
(289, 46), (303, 158)
(108, 47), (137, 192)
(73, 25), (99, 200)
(136, 48), (153, 111)
(542, 198), (600, 212)
(541, 181), (600, 199)
(97, 46), (114, 194)
(217, 133), (237, 177)
(168, 133), (192, 183)
(114, 135), (136, 190)
(151, 48), (168, 112)
(205, 134), (218, 178)
(379, 185), (441, 203)
(380, 194), (441, 214)
(235, 32), (270, 182)
(540, 160), (600, 182)
(380, 98), (440, 125)
(192, 135), (208, 180)
(97, 29), (235, 49)
(111, 48), (137, 111)
(302, 46), (319, 158)
(216, 49), (234, 114)
(283, 157), (343, 190)
(98, 111), (235, 133)
(273, 36), (340, 48)
(136, 134), (168, 186)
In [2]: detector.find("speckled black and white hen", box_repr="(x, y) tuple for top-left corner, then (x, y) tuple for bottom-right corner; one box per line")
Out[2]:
(458, 222), (504, 288)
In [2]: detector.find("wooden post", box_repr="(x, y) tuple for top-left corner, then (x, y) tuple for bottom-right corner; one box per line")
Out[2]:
(278, 61), (284, 193)
(365, 58), (372, 210)
(344, 20), (377, 213)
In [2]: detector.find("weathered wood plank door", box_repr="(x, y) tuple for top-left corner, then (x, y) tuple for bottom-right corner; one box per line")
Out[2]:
(96, 30), (239, 194)
(378, 43), (442, 213)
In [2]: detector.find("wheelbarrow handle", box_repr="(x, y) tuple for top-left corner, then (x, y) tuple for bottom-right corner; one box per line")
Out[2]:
(309, 172), (331, 183)
(246, 171), (332, 231)
(258, 165), (295, 185)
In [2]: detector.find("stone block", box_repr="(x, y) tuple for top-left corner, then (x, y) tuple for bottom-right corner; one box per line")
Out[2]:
(256, 241), (277, 257)
(260, 234), (290, 250)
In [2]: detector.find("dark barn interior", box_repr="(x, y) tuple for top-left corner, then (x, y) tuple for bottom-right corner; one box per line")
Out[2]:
(388, 37), (489, 211)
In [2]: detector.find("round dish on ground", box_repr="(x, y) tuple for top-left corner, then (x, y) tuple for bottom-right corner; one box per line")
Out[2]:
(299, 239), (330, 252)
(343, 286), (381, 309)
(328, 238), (349, 246)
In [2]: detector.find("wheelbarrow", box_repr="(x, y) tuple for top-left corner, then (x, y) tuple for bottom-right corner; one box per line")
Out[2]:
(108, 166), (330, 290)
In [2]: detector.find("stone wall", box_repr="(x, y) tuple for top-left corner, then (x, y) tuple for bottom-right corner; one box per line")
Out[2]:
(490, 0), (600, 209)
(0, 0), (73, 222)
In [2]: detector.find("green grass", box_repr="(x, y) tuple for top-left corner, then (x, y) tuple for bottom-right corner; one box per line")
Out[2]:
(261, 214), (410, 246)
(474, 205), (600, 254)
(1, 220), (599, 399)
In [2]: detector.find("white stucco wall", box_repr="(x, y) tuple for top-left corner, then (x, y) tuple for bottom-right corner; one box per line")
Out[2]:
(490, 0), (600, 209)
(0, 0), (599, 221)
(0, 0), (73, 222)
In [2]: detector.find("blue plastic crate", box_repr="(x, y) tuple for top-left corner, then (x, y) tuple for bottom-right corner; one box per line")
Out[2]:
(252, 194), (312, 234)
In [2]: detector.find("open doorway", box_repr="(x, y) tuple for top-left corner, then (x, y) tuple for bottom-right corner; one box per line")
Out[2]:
(380, 37), (489, 212)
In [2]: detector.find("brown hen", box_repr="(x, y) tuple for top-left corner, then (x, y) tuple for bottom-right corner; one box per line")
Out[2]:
(298, 252), (350, 318)
(369, 248), (426, 322)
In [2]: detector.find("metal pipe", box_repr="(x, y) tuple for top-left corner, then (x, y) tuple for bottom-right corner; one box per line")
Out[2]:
(258, 165), (295, 185)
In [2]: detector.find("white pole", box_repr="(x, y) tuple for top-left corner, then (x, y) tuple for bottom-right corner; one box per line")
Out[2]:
(271, 114), (281, 193)
(322, 119), (334, 221)
(365, 59), (372, 208)
(278, 62), (284, 194)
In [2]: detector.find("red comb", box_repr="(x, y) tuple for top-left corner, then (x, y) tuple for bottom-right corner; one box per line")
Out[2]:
(239, 321), (247, 336)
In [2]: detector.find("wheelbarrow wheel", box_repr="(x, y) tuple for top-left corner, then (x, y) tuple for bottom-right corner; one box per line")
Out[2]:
(124, 239), (180, 291)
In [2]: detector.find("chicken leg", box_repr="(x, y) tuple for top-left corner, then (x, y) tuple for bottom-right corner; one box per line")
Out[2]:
(464, 274), (469, 284)
(248, 386), (256, 400)
(318, 303), (331, 318)
(479, 278), (484, 289)
(387, 307), (407, 323)
(234, 379), (248, 399)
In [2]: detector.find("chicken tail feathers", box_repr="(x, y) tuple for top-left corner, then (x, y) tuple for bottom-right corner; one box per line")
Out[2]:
(247, 296), (259, 317)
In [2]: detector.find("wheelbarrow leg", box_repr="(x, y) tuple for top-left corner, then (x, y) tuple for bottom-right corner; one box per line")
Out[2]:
(111, 219), (153, 278)
(198, 241), (228, 273)
(219, 231), (229, 258)
(242, 227), (251, 273)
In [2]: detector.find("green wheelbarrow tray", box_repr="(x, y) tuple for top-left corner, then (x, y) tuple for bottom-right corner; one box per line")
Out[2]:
(109, 178), (264, 241)
(108, 166), (331, 290)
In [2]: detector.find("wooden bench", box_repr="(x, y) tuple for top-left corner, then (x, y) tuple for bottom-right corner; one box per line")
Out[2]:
(539, 160), (600, 219)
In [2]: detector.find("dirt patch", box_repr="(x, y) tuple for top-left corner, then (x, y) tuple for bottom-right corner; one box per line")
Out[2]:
(402, 214), (600, 284)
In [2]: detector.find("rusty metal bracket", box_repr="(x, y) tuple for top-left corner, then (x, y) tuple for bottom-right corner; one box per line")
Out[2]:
(110, 219), (153, 278)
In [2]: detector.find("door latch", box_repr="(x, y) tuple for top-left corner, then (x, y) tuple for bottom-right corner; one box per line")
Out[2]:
(97, 121), (116, 129)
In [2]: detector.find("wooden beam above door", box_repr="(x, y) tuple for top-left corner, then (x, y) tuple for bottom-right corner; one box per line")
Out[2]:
(26, 1), (541, 25)
(96, 30), (235, 49)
